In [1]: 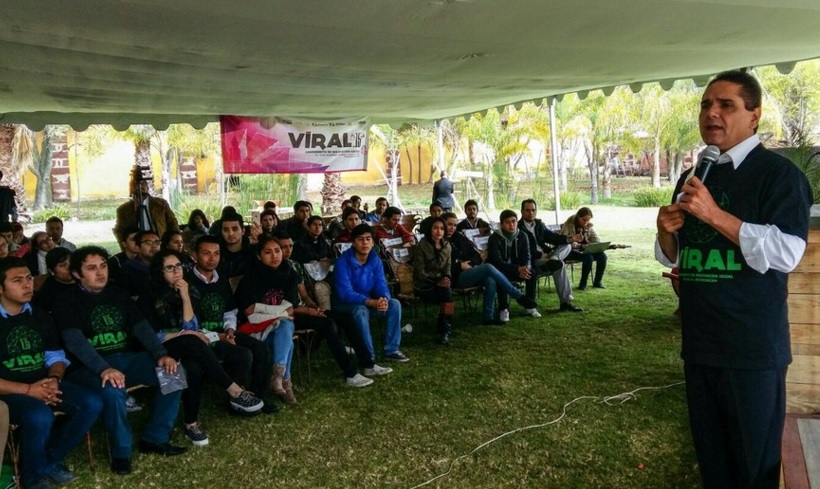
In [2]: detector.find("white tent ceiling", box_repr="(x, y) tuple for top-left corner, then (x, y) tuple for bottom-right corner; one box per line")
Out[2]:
(2, 0), (820, 129)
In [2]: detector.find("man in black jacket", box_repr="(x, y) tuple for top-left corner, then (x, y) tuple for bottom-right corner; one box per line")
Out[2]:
(518, 199), (583, 313)
(292, 216), (334, 263)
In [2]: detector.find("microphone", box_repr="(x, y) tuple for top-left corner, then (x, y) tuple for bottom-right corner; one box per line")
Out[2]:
(697, 145), (720, 184)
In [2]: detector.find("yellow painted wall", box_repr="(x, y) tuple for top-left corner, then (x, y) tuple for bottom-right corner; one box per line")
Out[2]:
(341, 144), (437, 186)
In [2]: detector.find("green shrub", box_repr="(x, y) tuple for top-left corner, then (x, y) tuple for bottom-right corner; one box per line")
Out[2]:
(173, 193), (225, 225)
(633, 186), (674, 207)
(31, 205), (72, 223)
(545, 191), (584, 211)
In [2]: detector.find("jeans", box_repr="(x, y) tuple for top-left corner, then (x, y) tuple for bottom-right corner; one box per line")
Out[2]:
(456, 264), (523, 320)
(1, 381), (102, 486)
(262, 318), (295, 380)
(333, 300), (402, 359)
(568, 250), (607, 287)
(296, 314), (357, 378)
(68, 351), (182, 459)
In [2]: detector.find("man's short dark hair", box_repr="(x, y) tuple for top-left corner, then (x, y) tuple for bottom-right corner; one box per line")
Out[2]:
(382, 206), (402, 220)
(134, 230), (159, 245)
(306, 215), (323, 227)
(0, 257), (29, 285)
(350, 195), (361, 203)
(70, 246), (110, 275)
(118, 225), (140, 243)
(221, 213), (244, 228)
(351, 223), (374, 241)
(260, 209), (276, 221)
(375, 197), (388, 205)
(0, 222), (13, 234)
(194, 234), (221, 252)
(273, 230), (292, 241)
(520, 199), (537, 212)
(342, 207), (360, 220)
(500, 209), (518, 222)
(46, 216), (64, 226)
(709, 70), (762, 111)
(293, 200), (311, 213)
(464, 199), (478, 209)
(46, 247), (71, 272)
(219, 206), (237, 218)
(263, 201), (277, 210)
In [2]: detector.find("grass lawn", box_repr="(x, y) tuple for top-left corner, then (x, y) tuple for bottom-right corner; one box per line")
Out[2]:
(62, 226), (702, 489)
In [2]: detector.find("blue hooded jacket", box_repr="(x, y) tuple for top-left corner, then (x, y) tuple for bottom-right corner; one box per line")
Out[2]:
(333, 247), (391, 305)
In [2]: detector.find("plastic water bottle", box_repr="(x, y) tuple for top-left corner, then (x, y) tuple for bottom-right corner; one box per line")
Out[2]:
(402, 323), (413, 333)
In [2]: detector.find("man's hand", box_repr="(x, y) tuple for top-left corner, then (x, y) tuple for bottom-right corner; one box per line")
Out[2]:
(157, 356), (178, 374)
(657, 204), (685, 235)
(437, 277), (451, 288)
(28, 378), (62, 404)
(517, 265), (532, 280)
(460, 260), (472, 271)
(375, 297), (389, 312)
(100, 368), (126, 389)
(244, 304), (256, 316)
(219, 328), (237, 345)
(678, 177), (721, 226)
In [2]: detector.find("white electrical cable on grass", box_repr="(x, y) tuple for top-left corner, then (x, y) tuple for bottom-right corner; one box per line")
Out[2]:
(408, 381), (685, 489)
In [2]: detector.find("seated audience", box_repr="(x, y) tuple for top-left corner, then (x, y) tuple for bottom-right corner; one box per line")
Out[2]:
(456, 199), (491, 235)
(182, 209), (210, 250)
(333, 207), (363, 245)
(108, 226), (140, 287)
(279, 232), (383, 387)
(293, 216), (334, 263)
(411, 217), (455, 345)
(518, 199), (583, 313)
(0, 235), (10, 259)
(259, 209), (278, 236)
(487, 210), (540, 323)
(119, 230), (160, 299)
(161, 229), (194, 272)
(365, 197), (388, 223)
(217, 213), (256, 281)
(326, 199), (352, 241)
(276, 200), (311, 242)
(349, 195), (367, 220)
(10, 222), (29, 257)
(234, 235), (299, 404)
(374, 206), (414, 244)
(333, 224), (409, 363)
(33, 247), (74, 313)
(443, 213), (537, 325)
(0, 223), (14, 255)
(54, 246), (187, 475)
(25, 231), (55, 277)
(418, 203), (444, 237)
(209, 206), (238, 237)
(144, 249), (264, 446)
(187, 236), (276, 412)
(0, 257), (102, 489)
(46, 216), (76, 251)
(561, 207), (607, 290)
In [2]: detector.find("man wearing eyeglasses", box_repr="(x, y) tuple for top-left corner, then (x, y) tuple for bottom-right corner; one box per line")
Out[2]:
(118, 230), (161, 300)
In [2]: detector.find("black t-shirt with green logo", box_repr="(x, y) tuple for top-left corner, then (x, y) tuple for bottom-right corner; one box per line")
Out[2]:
(187, 273), (237, 332)
(673, 145), (813, 369)
(53, 285), (144, 356)
(0, 308), (61, 383)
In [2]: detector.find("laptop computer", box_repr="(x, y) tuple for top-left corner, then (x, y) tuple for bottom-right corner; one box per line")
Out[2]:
(582, 241), (611, 254)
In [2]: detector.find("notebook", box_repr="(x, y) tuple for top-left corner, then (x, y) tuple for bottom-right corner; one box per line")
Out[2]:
(582, 241), (611, 254)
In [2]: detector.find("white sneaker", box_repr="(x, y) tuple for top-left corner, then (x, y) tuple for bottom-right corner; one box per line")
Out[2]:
(363, 364), (393, 377)
(499, 309), (510, 323)
(346, 373), (374, 388)
(344, 346), (355, 355)
(524, 308), (542, 318)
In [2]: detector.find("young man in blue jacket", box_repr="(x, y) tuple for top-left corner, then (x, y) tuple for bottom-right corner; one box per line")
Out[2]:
(332, 224), (409, 363)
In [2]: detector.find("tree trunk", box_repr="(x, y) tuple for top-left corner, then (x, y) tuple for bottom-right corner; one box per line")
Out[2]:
(602, 157), (612, 200)
(0, 124), (28, 214)
(417, 143), (422, 184)
(404, 147), (414, 185)
(320, 173), (344, 215)
(29, 126), (56, 211)
(652, 135), (661, 188)
(390, 150), (402, 207)
(585, 142), (598, 204)
(486, 157), (496, 210)
(134, 138), (153, 195)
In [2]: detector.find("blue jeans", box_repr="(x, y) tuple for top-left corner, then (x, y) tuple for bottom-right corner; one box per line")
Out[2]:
(68, 351), (182, 459)
(334, 300), (402, 359)
(456, 264), (522, 320)
(262, 318), (295, 380)
(1, 381), (102, 486)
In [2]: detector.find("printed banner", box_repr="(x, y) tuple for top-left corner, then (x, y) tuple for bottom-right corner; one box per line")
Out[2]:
(220, 116), (370, 174)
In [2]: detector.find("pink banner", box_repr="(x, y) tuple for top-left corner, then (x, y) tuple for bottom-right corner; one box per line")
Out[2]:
(220, 116), (369, 174)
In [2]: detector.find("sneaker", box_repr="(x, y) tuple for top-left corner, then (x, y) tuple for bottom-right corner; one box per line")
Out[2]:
(524, 308), (542, 318)
(592, 283), (606, 289)
(184, 422), (209, 447)
(43, 463), (78, 485)
(385, 351), (410, 363)
(346, 373), (374, 388)
(229, 390), (264, 413)
(363, 364), (393, 376)
(499, 309), (510, 323)
(125, 394), (142, 412)
(559, 302), (584, 313)
(344, 346), (356, 355)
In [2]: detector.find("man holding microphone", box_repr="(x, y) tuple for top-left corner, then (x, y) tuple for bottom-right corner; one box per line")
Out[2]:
(656, 70), (813, 489)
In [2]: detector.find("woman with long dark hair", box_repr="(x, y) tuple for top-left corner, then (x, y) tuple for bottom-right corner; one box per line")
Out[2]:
(145, 249), (263, 446)
(411, 217), (455, 345)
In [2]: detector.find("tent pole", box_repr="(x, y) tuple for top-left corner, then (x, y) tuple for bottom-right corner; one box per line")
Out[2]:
(549, 97), (561, 225)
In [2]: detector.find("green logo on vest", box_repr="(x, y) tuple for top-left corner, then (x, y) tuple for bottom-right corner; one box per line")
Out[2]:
(89, 304), (128, 352)
(3, 326), (46, 373)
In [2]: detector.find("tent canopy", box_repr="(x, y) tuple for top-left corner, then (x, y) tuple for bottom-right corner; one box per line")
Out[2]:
(3, 0), (820, 129)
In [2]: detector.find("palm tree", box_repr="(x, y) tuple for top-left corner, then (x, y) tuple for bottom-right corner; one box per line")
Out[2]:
(0, 124), (29, 216)
(370, 124), (403, 208)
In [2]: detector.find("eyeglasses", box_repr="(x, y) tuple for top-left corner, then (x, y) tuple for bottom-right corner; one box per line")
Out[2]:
(162, 263), (184, 273)
(141, 240), (161, 247)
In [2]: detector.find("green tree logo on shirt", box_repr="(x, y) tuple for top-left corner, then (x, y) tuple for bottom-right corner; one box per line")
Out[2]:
(199, 292), (226, 330)
(683, 187), (730, 244)
(89, 305), (128, 351)
(3, 326), (45, 373)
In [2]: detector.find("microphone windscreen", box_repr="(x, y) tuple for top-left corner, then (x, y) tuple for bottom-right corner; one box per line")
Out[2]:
(701, 145), (720, 165)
